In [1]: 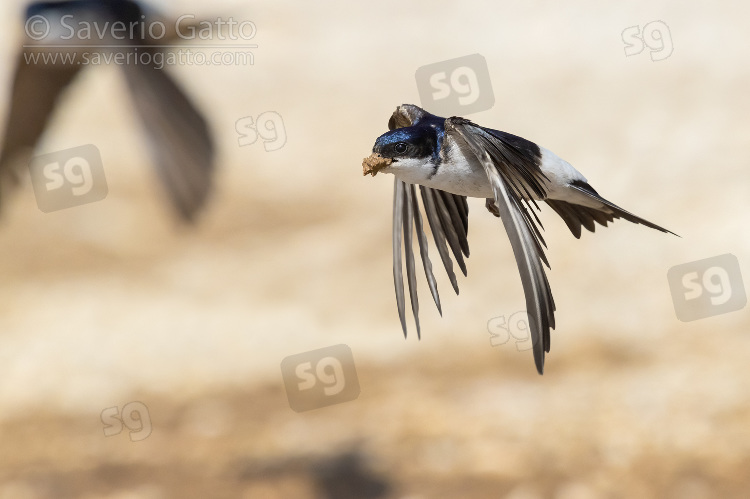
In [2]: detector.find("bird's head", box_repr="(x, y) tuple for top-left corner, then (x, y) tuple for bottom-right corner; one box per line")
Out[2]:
(362, 125), (439, 177)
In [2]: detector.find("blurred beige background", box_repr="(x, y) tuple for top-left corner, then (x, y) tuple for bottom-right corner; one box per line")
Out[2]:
(0, 0), (748, 497)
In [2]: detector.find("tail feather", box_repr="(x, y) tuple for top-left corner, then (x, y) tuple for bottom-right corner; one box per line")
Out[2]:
(546, 181), (677, 237)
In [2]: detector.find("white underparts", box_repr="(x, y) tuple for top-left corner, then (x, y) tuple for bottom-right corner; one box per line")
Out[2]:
(386, 145), (590, 203)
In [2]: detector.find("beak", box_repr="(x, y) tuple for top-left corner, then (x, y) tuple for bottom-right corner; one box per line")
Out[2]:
(362, 153), (393, 177)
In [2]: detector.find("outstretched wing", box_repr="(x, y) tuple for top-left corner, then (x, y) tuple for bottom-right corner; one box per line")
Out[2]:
(444, 117), (556, 375)
(389, 105), (469, 339)
(392, 179), (469, 338)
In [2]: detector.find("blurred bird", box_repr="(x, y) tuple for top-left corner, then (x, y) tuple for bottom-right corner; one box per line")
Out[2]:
(363, 104), (676, 374)
(0, 0), (214, 221)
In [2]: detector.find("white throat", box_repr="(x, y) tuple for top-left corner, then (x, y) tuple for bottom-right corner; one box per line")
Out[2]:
(385, 149), (494, 199)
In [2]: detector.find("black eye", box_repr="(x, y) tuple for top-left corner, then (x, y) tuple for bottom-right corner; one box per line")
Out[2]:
(394, 142), (408, 154)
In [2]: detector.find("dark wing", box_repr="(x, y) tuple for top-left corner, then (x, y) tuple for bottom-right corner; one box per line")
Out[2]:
(120, 51), (215, 221)
(0, 52), (82, 186)
(388, 105), (469, 339)
(392, 179), (469, 339)
(445, 117), (556, 375)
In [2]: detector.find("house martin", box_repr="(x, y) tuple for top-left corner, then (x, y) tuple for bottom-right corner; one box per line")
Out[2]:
(0, 0), (214, 220)
(363, 104), (676, 374)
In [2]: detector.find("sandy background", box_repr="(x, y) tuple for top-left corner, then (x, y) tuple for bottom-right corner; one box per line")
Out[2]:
(0, 0), (748, 497)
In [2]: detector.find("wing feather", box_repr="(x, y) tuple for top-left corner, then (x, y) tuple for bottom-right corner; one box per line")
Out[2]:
(392, 180), (407, 337)
(409, 183), (442, 315)
(420, 185), (460, 295)
(446, 118), (556, 374)
(438, 190), (470, 256)
(402, 182), (421, 338)
(393, 180), (468, 337)
(431, 188), (468, 276)
(387, 106), (471, 338)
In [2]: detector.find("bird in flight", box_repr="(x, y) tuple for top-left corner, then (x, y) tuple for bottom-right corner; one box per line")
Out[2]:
(363, 104), (675, 374)
(0, 0), (214, 221)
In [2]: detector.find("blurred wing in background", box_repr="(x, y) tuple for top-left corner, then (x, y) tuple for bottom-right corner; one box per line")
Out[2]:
(121, 49), (215, 222)
(0, 1), (215, 221)
(0, 52), (81, 188)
